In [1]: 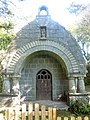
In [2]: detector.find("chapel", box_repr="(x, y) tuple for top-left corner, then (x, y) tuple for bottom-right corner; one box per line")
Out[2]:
(2, 6), (86, 103)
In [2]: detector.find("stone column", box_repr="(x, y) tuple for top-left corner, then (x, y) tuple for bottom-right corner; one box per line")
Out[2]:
(69, 76), (76, 93)
(74, 77), (78, 93)
(10, 77), (14, 94)
(13, 78), (20, 96)
(12, 77), (20, 106)
(4, 79), (10, 93)
(68, 76), (77, 104)
(1, 77), (5, 92)
(78, 76), (86, 93)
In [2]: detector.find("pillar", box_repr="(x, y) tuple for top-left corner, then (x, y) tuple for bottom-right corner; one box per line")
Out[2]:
(78, 76), (86, 93)
(13, 78), (20, 96)
(12, 77), (20, 106)
(10, 77), (14, 93)
(74, 77), (78, 93)
(68, 76), (77, 104)
(4, 79), (10, 93)
(69, 76), (76, 93)
(1, 76), (5, 92)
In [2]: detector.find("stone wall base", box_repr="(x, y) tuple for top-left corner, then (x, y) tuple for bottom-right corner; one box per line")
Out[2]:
(68, 92), (90, 105)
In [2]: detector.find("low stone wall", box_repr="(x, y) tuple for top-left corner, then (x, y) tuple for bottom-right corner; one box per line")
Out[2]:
(0, 93), (19, 107)
(69, 92), (90, 104)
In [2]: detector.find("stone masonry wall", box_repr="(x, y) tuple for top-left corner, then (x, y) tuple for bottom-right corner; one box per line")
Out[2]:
(19, 51), (68, 100)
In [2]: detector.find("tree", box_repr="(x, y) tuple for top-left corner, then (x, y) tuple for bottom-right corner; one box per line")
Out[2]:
(0, 0), (28, 92)
(0, 22), (14, 50)
(68, 3), (90, 60)
(0, 0), (13, 17)
(0, 0), (26, 17)
(0, 21), (15, 92)
(68, 3), (90, 85)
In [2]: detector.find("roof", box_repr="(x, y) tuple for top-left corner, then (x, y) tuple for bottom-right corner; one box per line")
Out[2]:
(1, 6), (86, 76)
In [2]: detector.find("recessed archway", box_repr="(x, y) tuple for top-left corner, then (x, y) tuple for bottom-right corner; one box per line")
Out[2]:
(7, 41), (79, 76)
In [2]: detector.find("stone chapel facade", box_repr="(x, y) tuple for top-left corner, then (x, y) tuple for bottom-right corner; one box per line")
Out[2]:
(2, 6), (86, 102)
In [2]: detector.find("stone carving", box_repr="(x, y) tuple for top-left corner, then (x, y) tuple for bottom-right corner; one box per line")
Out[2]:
(40, 26), (46, 38)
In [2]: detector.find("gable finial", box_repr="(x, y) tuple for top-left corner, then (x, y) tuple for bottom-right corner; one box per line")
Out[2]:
(38, 5), (49, 15)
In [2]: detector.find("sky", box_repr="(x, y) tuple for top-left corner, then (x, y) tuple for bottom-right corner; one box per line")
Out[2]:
(9, 0), (90, 30)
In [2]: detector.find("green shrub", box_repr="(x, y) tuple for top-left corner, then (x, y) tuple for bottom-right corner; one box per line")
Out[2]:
(85, 62), (90, 85)
(69, 99), (90, 115)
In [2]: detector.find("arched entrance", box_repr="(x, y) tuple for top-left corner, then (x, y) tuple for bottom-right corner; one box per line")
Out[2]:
(36, 69), (52, 100)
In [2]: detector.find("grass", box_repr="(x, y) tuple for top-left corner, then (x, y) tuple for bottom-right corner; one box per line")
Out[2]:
(57, 110), (90, 118)
(57, 110), (74, 117)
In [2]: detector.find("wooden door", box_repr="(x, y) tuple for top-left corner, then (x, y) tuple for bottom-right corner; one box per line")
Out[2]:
(36, 69), (52, 100)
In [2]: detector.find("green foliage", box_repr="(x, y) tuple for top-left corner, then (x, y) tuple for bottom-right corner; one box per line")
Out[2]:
(68, 4), (90, 61)
(0, 22), (14, 31)
(69, 99), (90, 115)
(0, 33), (14, 50)
(85, 61), (90, 85)
(0, 21), (15, 50)
(0, 21), (15, 91)
(0, 110), (6, 115)
(74, 25), (90, 43)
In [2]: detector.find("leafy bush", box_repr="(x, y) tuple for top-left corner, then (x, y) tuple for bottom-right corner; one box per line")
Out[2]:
(0, 21), (15, 50)
(69, 99), (90, 115)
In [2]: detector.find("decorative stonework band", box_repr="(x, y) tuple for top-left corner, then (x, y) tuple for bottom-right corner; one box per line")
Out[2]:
(7, 40), (79, 75)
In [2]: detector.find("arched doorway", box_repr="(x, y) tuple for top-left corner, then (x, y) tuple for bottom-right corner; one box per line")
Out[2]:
(36, 69), (52, 100)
